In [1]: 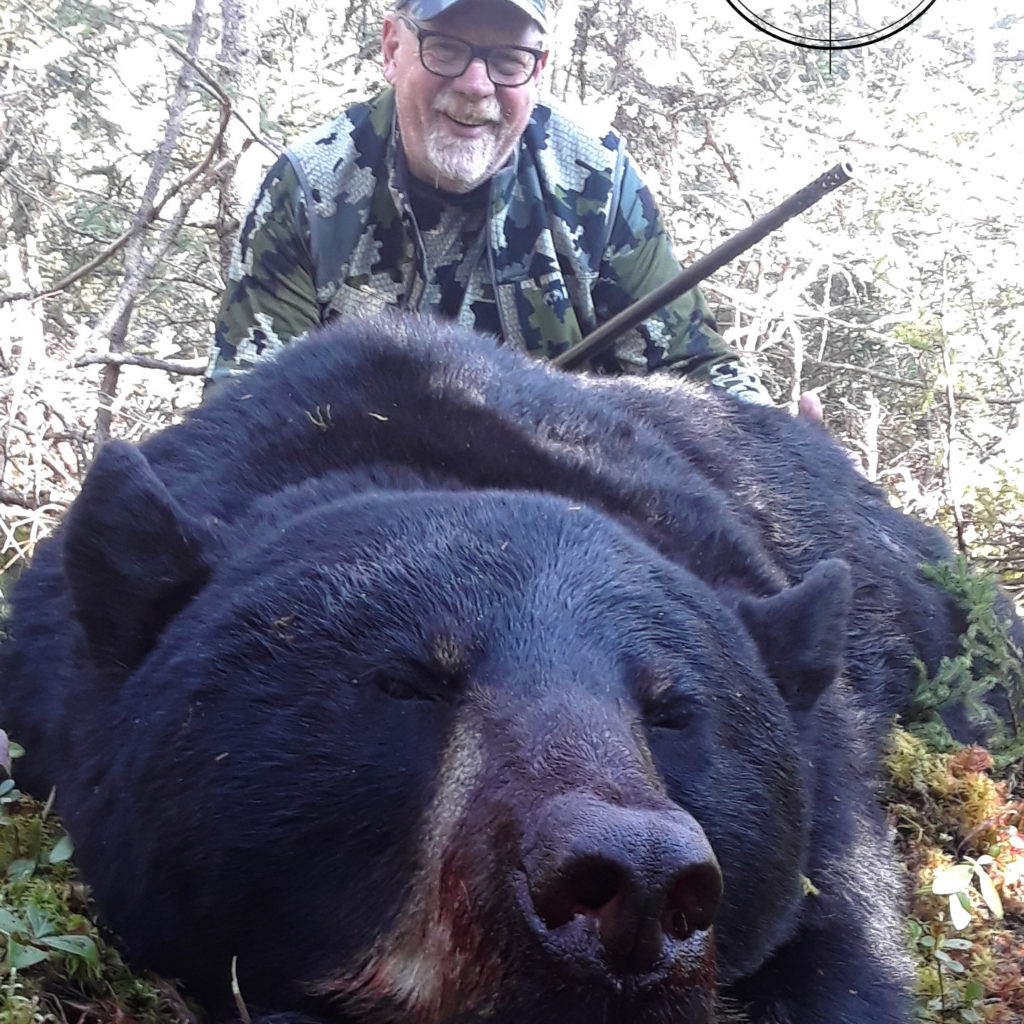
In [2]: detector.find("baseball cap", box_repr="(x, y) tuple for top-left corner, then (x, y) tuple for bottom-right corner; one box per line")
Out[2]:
(398, 0), (547, 31)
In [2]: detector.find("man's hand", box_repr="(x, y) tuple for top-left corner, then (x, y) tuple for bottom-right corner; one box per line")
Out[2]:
(797, 391), (824, 423)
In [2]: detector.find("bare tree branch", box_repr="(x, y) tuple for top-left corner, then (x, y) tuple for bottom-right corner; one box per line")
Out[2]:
(91, 0), (208, 447)
(698, 117), (756, 222)
(0, 9), (233, 310)
(73, 352), (206, 376)
(938, 258), (967, 553)
(806, 356), (1024, 406)
(0, 487), (42, 510)
(91, 86), (232, 336)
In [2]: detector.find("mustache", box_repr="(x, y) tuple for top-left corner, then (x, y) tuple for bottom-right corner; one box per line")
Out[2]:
(432, 95), (502, 125)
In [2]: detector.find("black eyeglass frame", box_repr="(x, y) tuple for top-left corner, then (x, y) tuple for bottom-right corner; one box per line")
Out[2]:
(397, 13), (547, 88)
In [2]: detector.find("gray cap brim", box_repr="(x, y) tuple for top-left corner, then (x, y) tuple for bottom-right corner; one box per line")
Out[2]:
(400, 0), (547, 31)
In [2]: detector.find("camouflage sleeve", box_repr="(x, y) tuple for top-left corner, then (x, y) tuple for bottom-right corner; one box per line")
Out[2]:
(206, 155), (321, 389)
(591, 156), (773, 405)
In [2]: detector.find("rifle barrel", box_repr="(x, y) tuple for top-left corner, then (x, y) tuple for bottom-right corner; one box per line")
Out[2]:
(553, 160), (855, 371)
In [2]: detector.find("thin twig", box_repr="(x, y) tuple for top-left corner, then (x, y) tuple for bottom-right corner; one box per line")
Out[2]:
(167, 40), (278, 157)
(699, 116), (756, 221)
(938, 258), (967, 553)
(0, 28), (232, 308)
(73, 351), (206, 376)
(806, 357), (1024, 406)
(231, 957), (253, 1024)
(0, 487), (42, 510)
(85, 153), (234, 355)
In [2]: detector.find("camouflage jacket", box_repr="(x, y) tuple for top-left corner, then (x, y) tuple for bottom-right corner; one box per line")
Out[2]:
(208, 88), (770, 402)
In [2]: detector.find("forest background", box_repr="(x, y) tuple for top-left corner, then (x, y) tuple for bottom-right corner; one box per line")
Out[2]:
(1, 0), (1022, 601)
(1, 0), (1024, 1020)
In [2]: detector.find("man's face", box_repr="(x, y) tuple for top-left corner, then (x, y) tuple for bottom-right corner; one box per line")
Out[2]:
(382, 0), (547, 194)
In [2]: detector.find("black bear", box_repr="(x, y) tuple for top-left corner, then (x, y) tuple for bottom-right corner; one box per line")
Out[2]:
(1, 313), (1018, 1024)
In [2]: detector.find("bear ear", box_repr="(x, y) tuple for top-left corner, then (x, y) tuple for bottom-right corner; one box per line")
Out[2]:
(737, 559), (852, 713)
(62, 440), (216, 675)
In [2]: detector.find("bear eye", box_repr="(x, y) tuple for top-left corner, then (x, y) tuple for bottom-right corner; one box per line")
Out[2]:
(366, 663), (453, 703)
(643, 690), (696, 732)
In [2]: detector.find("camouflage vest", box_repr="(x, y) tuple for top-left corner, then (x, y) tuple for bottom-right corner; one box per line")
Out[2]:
(211, 88), (765, 398)
(288, 88), (635, 358)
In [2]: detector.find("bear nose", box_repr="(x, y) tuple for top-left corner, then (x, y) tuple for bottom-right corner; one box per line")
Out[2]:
(524, 795), (723, 977)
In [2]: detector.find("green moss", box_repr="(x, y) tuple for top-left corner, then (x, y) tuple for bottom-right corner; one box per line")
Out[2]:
(908, 556), (1024, 766)
(887, 724), (1024, 1023)
(0, 767), (191, 1024)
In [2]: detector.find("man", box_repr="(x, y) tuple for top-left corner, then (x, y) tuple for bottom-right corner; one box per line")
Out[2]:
(207, 0), (772, 404)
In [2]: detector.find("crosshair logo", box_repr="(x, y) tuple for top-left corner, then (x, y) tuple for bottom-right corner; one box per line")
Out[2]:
(725, 0), (938, 50)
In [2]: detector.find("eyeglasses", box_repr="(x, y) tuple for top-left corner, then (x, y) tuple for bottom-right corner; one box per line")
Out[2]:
(397, 13), (546, 88)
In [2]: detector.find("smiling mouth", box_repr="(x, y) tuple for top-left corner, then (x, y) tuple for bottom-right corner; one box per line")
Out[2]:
(442, 112), (494, 129)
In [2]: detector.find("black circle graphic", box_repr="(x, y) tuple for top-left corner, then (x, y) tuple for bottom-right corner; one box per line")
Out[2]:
(725, 0), (938, 51)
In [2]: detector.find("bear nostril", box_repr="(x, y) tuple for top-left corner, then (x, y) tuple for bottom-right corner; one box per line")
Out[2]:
(524, 798), (724, 980)
(534, 857), (624, 930)
(662, 863), (723, 942)
(530, 847), (722, 976)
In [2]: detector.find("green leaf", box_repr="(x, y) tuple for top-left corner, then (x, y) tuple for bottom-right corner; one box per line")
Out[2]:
(934, 949), (965, 973)
(0, 779), (15, 798)
(48, 834), (74, 864)
(974, 866), (1004, 918)
(6, 858), (37, 881)
(8, 937), (49, 969)
(0, 909), (25, 935)
(932, 862), (973, 895)
(25, 905), (53, 939)
(948, 892), (972, 930)
(963, 980), (986, 1002)
(941, 937), (973, 950)
(38, 934), (100, 966)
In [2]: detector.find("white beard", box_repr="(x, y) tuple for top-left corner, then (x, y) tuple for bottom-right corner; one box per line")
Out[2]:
(421, 93), (506, 193)
(423, 125), (501, 192)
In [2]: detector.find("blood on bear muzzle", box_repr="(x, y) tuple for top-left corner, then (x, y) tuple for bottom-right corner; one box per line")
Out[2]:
(519, 792), (722, 986)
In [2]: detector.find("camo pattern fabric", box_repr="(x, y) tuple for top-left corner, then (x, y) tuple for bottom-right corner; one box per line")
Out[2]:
(209, 88), (771, 403)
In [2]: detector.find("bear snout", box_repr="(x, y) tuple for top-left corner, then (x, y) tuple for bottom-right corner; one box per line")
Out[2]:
(521, 793), (722, 984)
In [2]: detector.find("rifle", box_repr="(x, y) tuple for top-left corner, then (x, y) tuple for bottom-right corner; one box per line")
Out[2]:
(553, 161), (855, 371)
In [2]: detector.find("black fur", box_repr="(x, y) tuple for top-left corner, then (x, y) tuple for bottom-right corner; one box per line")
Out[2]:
(2, 313), (1017, 1024)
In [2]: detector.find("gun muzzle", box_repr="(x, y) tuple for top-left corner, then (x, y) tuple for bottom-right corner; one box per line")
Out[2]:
(554, 160), (855, 371)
